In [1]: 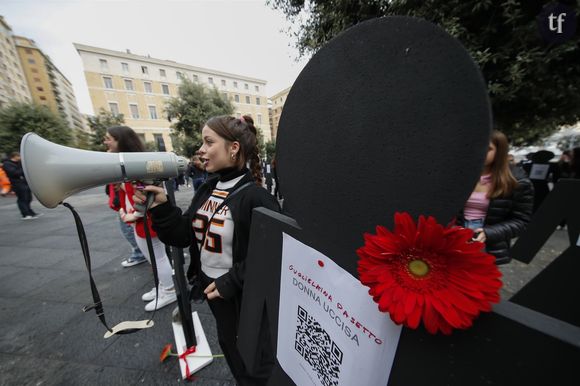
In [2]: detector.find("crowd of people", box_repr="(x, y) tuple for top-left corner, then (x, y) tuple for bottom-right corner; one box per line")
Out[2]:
(2, 122), (579, 384)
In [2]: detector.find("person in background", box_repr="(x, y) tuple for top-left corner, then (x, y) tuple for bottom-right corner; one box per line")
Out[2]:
(104, 127), (147, 267)
(184, 159), (193, 188)
(457, 130), (534, 264)
(190, 153), (208, 191)
(0, 163), (12, 196)
(554, 150), (573, 230)
(556, 150), (573, 180)
(2, 152), (42, 220)
(119, 181), (177, 311)
(571, 147), (580, 179)
(106, 125), (177, 310)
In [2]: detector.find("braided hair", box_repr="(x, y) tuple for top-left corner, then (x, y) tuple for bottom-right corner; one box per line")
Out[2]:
(205, 115), (263, 185)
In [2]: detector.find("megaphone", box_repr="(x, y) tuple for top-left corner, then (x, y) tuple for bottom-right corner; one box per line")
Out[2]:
(21, 132), (188, 208)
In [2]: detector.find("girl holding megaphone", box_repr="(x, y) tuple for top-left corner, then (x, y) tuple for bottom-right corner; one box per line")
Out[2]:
(134, 115), (279, 386)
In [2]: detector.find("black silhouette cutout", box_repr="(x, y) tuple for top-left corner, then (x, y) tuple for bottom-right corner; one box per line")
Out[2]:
(235, 17), (580, 386)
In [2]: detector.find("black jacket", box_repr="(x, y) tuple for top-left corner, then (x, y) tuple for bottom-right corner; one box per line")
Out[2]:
(2, 159), (27, 185)
(458, 169), (534, 264)
(150, 169), (280, 299)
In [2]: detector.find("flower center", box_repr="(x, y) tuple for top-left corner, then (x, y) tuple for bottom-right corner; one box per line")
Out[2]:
(408, 259), (430, 277)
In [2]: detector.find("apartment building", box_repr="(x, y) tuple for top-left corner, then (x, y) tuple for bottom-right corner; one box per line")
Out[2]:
(14, 35), (85, 131)
(0, 16), (31, 108)
(269, 86), (291, 141)
(75, 43), (271, 151)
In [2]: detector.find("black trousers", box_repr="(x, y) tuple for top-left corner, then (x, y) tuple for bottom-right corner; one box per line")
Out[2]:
(12, 183), (35, 217)
(201, 271), (274, 386)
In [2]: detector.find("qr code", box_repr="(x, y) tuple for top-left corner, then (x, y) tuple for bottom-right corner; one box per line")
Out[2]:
(295, 305), (343, 386)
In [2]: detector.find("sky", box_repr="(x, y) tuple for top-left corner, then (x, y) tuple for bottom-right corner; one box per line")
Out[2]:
(1, 0), (309, 115)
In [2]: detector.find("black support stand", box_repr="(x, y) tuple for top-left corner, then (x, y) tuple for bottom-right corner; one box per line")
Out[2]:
(164, 180), (197, 347)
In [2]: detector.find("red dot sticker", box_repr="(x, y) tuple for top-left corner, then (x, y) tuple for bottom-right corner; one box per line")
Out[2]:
(317, 260), (324, 267)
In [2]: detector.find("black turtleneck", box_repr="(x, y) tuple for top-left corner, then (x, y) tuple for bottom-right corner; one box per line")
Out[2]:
(216, 167), (247, 182)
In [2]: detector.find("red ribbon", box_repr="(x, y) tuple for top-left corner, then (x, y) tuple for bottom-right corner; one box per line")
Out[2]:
(179, 345), (197, 380)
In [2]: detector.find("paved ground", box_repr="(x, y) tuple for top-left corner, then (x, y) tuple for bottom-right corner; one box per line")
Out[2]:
(0, 186), (569, 385)
(0, 187), (234, 385)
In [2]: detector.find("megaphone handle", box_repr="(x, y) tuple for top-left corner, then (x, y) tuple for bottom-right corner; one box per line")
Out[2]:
(145, 190), (156, 210)
(134, 190), (155, 213)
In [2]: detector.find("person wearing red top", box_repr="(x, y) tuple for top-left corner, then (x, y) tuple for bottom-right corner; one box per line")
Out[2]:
(104, 127), (146, 267)
(105, 125), (176, 311)
(119, 181), (176, 311)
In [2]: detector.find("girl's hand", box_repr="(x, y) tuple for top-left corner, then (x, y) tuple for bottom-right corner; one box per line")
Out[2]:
(119, 208), (137, 223)
(204, 281), (223, 300)
(473, 228), (486, 243)
(123, 212), (138, 223)
(133, 184), (167, 209)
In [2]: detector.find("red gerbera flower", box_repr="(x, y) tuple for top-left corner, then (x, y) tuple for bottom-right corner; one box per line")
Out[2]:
(357, 212), (502, 335)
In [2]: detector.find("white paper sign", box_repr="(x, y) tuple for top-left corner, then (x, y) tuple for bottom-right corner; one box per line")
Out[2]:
(266, 164), (271, 174)
(529, 164), (550, 180)
(277, 233), (402, 386)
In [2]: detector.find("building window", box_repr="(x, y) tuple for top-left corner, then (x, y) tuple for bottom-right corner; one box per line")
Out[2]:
(129, 104), (139, 119)
(141, 66), (148, 74)
(154, 133), (166, 151)
(193, 74), (198, 82)
(148, 105), (158, 119)
(222, 92), (228, 100)
(244, 83), (249, 90)
(234, 94), (240, 103)
(28, 58), (36, 64)
(208, 77), (213, 84)
(257, 114), (262, 125)
(39, 96), (46, 101)
(233, 81), (238, 88)
(36, 86), (44, 91)
(103, 76), (113, 89)
(99, 59), (108, 71)
(161, 84), (170, 95)
(176, 71), (183, 79)
(256, 97), (260, 105)
(245, 96), (250, 104)
(144, 81), (152, 93)
(122, 62), (129, 72)
(109, 102), (119, 115)
(34, 77), (41, 82)
(124, 79), (134, 91)
(159, 68), (166, 77)
(221, 79), (226, 87)
(255, 85), (259, 92)
(25, 48), (33, 54)
(31, 68), (38, 73)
